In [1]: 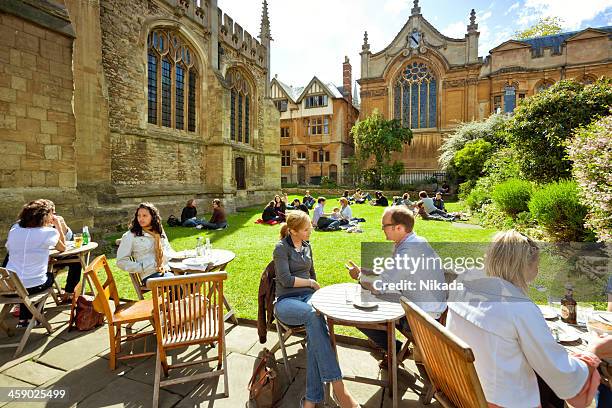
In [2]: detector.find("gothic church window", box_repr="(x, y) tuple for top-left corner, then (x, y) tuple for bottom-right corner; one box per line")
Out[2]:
(227, 69), (253, 144)
(147, 29), (198, 131)
(393, 62), (437, 129)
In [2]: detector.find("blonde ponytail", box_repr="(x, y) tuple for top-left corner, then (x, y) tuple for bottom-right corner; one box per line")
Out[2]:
(280, 211), (311, 239)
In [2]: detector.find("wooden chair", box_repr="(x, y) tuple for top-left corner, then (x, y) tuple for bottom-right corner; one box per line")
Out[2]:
(83, 255), (156, 370)
(400, 298), (488, 408)
(149, 272), (229, 407)
(271, 313), (306, 379)
(130, 272), (150, 300)
(0, 268), (54, 358)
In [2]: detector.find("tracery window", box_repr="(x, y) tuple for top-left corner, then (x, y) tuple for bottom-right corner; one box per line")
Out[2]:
(147, 29), (198, 131)
(393, 62), (437, 129)
(227, 70), (252, 144)
(535, 80), (554, 94)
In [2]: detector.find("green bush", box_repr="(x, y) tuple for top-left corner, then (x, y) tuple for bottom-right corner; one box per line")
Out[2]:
(492, 179), (533, 216)
(381, 162), (404, 190)
(453, 139), (494, 181)
(320, 176), (337, 189)
(506, 78), (612, 182)
(528, 180), (589, 241)
(465, 185), (490, 211)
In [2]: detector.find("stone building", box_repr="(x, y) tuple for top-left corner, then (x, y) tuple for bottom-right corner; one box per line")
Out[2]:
(358, 0), (612, 172)
(0, 0), (280, 244)
(271, 58), (359, 185)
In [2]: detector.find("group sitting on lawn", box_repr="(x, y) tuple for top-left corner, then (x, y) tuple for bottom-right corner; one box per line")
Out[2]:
(180, 198), (228, 230)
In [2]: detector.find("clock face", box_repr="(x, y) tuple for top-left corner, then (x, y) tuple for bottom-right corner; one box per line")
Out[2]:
(409, 31), (421, 49)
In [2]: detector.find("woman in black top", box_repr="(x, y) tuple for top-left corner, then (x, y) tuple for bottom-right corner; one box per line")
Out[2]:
(181, 199), (198, 227)
(273, 194), (286, 221)
(262, 201), (282, 223)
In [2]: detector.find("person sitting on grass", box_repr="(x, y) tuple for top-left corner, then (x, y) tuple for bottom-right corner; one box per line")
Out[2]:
(418, 191), (449, 217)
(342, 190), (354, 204)
(195, 199), (228, 230)
(6, 199), (67, 328)
(312, 197), (336, 230)
(433, 191), (446, 212)
(273, 195), (286, 221)
(117, 202), (176, 286)
(302, 190), (315, 209)
(415, 201), (457, 222)
(180, 198), (199, 227)
(262, 201), (282, 223)
(286, 198), (309, 215)
(330, 207), (342, 220)
(370, 191), (389, 207)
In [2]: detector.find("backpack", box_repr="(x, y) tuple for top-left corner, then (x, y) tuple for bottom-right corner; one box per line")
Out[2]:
(167, 214), (181, 227)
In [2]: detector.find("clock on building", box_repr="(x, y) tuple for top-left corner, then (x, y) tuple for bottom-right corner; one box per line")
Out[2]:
(409, 31), (421, 49)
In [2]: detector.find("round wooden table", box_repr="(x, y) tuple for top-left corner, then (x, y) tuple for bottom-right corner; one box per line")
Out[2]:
(311, 282), (405, 408)
(49, 242), (98, 300)
(168, 249), (237, 324)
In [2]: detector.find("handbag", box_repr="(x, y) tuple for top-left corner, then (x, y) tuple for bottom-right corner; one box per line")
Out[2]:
(248, 348), (282, 408)
(69, 293), (105, 331)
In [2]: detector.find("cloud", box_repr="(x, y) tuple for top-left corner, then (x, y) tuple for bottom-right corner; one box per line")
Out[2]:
(384, 0), (410, 14)
(505, 2), (520, 15)
(479, 10), (493, 22)
(519, 0), (611, 29)
(441, 21), (466, 39)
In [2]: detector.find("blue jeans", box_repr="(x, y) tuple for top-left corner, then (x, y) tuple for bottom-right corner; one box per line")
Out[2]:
(274, 293), (342, 403)
(597, 384), (612, 408)
(142, 271), (174, 284)
(200, 220), (227, 230)
(182, 217), (200, 227)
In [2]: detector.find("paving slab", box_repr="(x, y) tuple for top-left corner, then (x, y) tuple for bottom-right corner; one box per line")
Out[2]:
(75, 376), (181, 408)
(0, 374), (36, 408)
(224, 324), (259, 354)
(174, 352), (252, 407)
(2, 360), (64, 386)
(35, 327), (110, 370)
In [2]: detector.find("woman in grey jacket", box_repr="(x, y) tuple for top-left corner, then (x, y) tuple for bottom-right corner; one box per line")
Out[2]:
(273, 211), (360, 408)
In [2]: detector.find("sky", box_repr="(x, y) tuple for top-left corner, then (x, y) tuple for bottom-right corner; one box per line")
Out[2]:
(216, 0), (612, 89)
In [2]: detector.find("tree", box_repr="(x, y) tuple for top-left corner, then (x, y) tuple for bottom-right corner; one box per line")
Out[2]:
(350, 109), (412, 187)
(505, 78), (612, 182)
(514, 17), (563, 40)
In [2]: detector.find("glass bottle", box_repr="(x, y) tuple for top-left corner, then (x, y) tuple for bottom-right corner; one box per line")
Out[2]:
(560, 285), (577, 325)
(82, 226), (90, 245)
(195, 237), (203, 258)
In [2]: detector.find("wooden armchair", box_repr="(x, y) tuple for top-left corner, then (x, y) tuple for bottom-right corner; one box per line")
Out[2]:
(83, 255), (156, 370)
(0, 268), (54, 358)
(400, 298), (487, 408)
(149, 272), (229, 408)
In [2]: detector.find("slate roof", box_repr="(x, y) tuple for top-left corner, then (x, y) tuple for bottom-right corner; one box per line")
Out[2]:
(518, 26), (612, 55)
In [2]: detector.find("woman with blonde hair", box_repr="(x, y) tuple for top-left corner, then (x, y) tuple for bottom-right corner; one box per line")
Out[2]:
(273, 211), (360, 408)
(447, 230), (612, 407)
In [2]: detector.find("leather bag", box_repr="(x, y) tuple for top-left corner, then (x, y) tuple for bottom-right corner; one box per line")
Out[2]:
(72, 294), (105, 331)
(248, 348), (282, 407)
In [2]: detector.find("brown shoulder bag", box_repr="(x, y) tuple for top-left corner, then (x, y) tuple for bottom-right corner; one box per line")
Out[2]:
(248, 348), (282, 408)
(69, 293), (105, 331)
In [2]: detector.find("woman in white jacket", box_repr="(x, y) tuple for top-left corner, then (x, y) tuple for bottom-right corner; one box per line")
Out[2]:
(116, 203), (177, 284)
(447, 230), (611, 408)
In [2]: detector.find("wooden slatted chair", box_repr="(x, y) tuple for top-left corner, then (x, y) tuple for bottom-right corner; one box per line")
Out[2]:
(0, 268), (54, 358)
(400, 298), (487, 408)
(272, 313), (306, 379)
(83, 255), (156, 370)
(149, 272), (229, 408)
(130, 272), (150, 300)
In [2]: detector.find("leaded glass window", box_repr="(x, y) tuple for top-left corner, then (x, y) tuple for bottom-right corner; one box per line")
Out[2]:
(147, 29), (198, 131)
(227, 69), (253, 145)
(147, 53), (157, 124)
(393, 61), (437, 129)
(503, 86), (516, 113)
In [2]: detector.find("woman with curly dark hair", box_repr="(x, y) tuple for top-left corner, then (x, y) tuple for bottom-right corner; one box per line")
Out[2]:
(116, 202), (177, 284)
(6, 199), (66, 327)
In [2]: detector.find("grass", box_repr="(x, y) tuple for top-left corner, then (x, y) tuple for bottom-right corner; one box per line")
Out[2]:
(81, 196), (606, 338)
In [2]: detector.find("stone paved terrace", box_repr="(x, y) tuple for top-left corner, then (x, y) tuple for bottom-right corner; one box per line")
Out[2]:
(0, 300), (440, 407)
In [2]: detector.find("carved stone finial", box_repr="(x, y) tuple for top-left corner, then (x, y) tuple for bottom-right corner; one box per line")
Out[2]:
(362, 31), (370, 52)
(468, 8), (478, 32)
(411, 0), (421, 16)
(259, 0), (272, 41)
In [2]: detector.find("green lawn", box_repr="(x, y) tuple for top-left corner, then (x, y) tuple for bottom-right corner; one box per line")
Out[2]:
(74, 196), (606, 339)
(103, 197), (499, 322)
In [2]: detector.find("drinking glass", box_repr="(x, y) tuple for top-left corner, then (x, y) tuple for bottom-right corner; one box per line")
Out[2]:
(547, 295), (562, 318)
(74, 233), (83, 248)
(577, 304), (594, 326)
(345, 285), (359, 304)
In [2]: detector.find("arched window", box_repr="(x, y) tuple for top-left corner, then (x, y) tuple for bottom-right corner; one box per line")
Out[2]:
(147, 29), (198, 131)
(227, 69), (252, 144)
(535, 80), (554, 94)
(393, 61), (437, 129)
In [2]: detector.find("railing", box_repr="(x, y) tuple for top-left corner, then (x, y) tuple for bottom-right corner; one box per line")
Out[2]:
(399, 170), (448, 186)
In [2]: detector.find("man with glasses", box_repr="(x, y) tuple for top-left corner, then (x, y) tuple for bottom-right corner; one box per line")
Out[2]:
(346, 206), (447, 365)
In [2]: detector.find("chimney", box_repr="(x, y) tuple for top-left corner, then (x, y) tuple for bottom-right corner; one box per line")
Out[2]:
(343, 56), (352, 105)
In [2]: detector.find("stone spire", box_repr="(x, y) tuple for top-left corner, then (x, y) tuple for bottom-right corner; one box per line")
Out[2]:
(353, 81), (360, 106)
(467, 8), (478, 33)
(259, 0), (272, 41)
(362, 31), (370, 52)
(411, 0), (421, 16)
